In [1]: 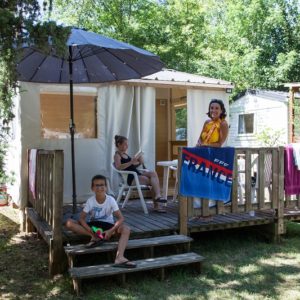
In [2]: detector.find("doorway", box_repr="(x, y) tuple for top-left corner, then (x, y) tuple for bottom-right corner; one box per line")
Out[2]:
(155, 88), (187, 176)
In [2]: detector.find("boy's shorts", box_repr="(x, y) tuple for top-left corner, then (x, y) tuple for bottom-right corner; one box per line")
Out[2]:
(87, 221), (114, 231)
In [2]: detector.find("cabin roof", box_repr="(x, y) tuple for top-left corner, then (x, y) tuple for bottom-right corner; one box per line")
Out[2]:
(233, 89), (292, 103)
(121, 69), (234, 89)
(284, 82), (300, 88)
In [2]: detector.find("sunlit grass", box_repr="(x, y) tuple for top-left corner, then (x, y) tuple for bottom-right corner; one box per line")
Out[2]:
(1, 206), (300, 299)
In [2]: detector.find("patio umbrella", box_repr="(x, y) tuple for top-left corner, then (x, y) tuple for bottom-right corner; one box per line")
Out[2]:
(17, 28), (164, 213)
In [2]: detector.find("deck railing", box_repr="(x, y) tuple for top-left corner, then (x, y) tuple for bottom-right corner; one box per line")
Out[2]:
(26, 149), (64, 275)
(177, 146), (297, 236)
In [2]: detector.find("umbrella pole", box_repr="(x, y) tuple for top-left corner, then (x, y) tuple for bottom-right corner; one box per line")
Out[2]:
(69, 46), (77, 214)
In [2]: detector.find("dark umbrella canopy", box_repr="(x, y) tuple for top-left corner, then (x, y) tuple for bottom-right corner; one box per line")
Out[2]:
(17, 28), (164, 83)
(17, 28), (164, 213)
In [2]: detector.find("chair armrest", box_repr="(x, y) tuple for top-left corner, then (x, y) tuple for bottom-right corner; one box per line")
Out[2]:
(117, 169), (137, 175)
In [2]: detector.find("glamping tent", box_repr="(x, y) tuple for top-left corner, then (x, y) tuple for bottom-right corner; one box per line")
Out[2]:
(7, 69), (233, 207)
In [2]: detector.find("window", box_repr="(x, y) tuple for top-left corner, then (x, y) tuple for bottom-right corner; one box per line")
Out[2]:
(40, 94), (97, 139)
(174, 105), (187, 141)
(238, 113), (254, 134)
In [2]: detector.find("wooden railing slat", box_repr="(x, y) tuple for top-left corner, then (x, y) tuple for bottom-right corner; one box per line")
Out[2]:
(231, 151), (239, 213)
(272, 149), (279, 209)
(245, 151), (252, 212)
(258, 150), (265, 209)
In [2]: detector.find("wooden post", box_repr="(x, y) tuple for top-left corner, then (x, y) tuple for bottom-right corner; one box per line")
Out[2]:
(245, 150), (252, 212)
(49, 150), (65, 276)
(73, 278), (82, 296)
(258, 150), (265, 209)
(288, 88), (294, 143)
(177, 147), (188, 235)
(276, 147), (285, 238)
(271, 149), (278, 209)
(231, 151), (239, 213)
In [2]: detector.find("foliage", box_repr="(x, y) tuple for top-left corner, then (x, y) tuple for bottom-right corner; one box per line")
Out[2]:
(175, 107), (187, 129)
(52, 0), (300, 97)
(256, 127), (286, 146)
(2, 0), (300, 181)
(0, 1), (69, 184)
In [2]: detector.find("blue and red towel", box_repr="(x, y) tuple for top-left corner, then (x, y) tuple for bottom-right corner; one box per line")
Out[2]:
(179, 147), (235, 202)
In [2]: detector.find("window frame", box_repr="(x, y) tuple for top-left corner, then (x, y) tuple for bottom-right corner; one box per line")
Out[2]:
(238, 113), (255, 135)
(40, 93), (98, 139)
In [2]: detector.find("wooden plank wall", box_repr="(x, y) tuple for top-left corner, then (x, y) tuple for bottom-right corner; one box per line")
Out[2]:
(27, 149), (64, 275)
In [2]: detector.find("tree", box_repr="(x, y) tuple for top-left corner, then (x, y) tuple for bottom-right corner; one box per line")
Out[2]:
(0, 0), (69, 183)
(52, 0), (300, 94)
(52, 0), (207, 73)
(197, 0), (300, 94)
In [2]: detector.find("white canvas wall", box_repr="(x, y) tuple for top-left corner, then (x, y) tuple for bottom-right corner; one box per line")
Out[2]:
(228, 94), (288, 147)
(8, 82), (155, 207)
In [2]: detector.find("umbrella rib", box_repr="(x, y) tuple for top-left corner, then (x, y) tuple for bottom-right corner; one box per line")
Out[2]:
(101, 47), (162, 77)
(87, 47), (139, 80)
(17, 47), (36, 64)
(28, 55), (48, 82)
(72, 45), (94, 61)
(77, 47), (91, 82)
(59, 58), (64, 83)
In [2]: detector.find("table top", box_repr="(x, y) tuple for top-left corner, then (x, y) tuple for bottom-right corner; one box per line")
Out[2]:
(157, 160), (178, 167)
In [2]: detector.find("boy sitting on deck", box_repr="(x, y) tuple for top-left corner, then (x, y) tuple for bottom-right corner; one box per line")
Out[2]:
(65, 174), (136, 268)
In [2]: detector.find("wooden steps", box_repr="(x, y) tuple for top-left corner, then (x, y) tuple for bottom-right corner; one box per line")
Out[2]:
(70, 252), (204, 295)
(65, 234), (204, 295)
(64, 234), (192, 267)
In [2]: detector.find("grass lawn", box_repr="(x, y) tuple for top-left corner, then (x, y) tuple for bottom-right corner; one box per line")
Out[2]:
(0, 205), (300, 300)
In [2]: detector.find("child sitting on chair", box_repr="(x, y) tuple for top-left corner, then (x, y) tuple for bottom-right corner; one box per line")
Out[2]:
(65, 174), (136, 268)
(114, 135), (167, 213)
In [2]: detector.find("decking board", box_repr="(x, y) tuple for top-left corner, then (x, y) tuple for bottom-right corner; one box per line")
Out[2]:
(62, 199), (300, 242)
(70, 252), (203, 278)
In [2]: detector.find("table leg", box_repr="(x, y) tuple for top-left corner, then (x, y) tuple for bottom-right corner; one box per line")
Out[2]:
(162, 166), (170, 199)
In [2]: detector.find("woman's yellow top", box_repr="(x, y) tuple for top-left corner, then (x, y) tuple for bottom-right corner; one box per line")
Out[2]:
(200, 119), (221, 145)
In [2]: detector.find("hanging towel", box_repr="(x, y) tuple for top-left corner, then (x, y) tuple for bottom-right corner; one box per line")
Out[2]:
(180, 146), (235, 202)
(291, 143), (300, 170)
(29, 149), (37, 199)
(284, 145), (300, 195)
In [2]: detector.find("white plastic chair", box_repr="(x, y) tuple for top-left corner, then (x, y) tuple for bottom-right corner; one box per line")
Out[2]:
(111, 163), (150, 214)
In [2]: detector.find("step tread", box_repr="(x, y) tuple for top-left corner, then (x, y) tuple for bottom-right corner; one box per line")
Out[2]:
(70, 252), (204, 278)
(64, 234), (193, 256)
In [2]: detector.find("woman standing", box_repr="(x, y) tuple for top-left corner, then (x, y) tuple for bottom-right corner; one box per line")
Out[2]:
(114, 135), (167, 213)
(196, 99), (229, 147)
(194, 99), (229, 213)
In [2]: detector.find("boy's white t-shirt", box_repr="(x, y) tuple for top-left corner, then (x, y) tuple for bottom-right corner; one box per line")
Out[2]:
(83, 194), (119, 224)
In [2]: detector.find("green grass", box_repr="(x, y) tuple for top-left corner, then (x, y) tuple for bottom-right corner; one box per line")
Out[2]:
(1, 206), (300, 299)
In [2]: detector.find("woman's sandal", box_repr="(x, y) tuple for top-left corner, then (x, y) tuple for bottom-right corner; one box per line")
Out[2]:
(154, 197), (167, 204)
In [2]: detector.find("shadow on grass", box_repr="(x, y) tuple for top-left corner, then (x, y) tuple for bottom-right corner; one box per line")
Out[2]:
(1, 209), (300, 299)
(0, 212), (73, 299)
(187, 223), (300, 299)
(67, 222), (300, 299)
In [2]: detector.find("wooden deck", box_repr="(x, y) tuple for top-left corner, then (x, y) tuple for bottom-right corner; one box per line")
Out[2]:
(24, 148), (300, 276)
(63, 199), (300, 242)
